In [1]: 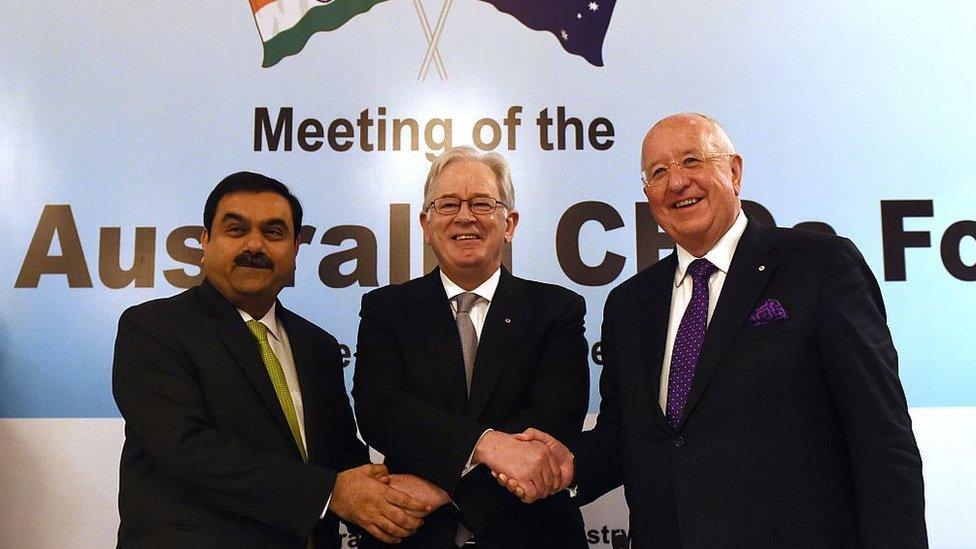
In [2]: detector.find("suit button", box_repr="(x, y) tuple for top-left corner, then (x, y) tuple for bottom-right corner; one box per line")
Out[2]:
(673, 435), (685, 448)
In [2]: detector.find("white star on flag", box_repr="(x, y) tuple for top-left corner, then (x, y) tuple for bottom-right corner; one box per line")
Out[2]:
(561, 29), (569, 40)
(589, 2), (599, 11)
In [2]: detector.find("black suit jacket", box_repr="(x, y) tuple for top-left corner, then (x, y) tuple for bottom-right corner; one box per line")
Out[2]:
(352, 268), (589, 548)
(113, 279), (368, 548)
(573, 221), (927, 548)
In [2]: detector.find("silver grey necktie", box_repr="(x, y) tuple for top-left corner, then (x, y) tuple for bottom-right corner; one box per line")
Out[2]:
(454, 292), (479, 395)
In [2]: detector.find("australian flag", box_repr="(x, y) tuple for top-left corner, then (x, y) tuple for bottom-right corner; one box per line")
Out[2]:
(479, 0), (616, 66)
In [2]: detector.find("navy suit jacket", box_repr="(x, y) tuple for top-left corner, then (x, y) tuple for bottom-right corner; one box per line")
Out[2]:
(113, 280), (368, 548)
(353, 268), (589, 548)
(573, 221), (927, 548)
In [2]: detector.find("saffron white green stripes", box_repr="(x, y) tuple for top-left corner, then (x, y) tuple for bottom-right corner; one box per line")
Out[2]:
(250, 0), (389, 67)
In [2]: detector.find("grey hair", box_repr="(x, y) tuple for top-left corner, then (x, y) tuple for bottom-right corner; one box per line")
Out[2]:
(423, 146), (515, 210)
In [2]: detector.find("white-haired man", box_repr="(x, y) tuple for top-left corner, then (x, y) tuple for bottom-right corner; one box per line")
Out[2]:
(353, 146), (589, 548)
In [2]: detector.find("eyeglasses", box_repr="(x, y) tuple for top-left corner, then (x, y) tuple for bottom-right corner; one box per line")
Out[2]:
(641, 152), (734, 187)
(427, 196), (510, 215)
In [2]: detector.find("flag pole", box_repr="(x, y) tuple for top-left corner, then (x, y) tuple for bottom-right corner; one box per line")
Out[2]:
(418, 0), (454, 81)
(412, 0), (448, 80)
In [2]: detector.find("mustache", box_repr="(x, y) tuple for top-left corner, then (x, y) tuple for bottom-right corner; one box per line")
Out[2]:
(234, 251), (273, 269)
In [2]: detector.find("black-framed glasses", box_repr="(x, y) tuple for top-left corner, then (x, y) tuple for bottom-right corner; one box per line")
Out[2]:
(641, 152), (734, 187)
(427, 196), (509, 215)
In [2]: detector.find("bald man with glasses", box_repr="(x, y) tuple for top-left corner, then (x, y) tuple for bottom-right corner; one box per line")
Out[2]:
(510, 113), (927, 548)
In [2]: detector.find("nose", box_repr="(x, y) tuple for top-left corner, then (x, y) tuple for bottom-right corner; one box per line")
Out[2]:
(667, 165), (691, 192)
(454, 200), (476, 222)
(244, 229), (265, 251)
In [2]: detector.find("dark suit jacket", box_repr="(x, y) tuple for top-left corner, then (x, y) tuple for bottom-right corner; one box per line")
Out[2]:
(352, 267), (589, 548)
(573, 221), (927, 548)
(113, 279), (368, 548)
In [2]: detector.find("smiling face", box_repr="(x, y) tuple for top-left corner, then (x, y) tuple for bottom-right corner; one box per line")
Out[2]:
(200, 191), (298, 318)
(641, 114), (743, 257)
(420, 160), (519, 289)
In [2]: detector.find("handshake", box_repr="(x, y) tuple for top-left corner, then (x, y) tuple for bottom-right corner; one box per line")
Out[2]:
(328, 428), (569, 544)
(474, 427), (574, 504)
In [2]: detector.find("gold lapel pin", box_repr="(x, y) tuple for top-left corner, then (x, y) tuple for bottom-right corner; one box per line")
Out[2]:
(758, 265), (766, 271)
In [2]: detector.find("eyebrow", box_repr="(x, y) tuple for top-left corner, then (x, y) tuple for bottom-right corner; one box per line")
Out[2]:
(219, 212), (246, 225)
(219, 212), (290, 230)
(648, 148), (702, 165)
(435, 192), (495, 199)
(260, 218), (289, 230)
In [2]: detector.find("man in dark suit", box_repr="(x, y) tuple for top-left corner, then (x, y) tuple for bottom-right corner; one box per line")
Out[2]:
(514, 114), (927, 547)
(352, 146), (589, 548)
(113, 172), (430, 548)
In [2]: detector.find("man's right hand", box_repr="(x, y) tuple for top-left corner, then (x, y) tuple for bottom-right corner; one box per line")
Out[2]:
(493, 428), (575, 503)
(330, 464), (432, 544)
(472, 431), (562, 503)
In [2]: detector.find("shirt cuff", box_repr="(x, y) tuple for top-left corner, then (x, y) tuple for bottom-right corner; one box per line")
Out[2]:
(319, 493), (332, 519)
(461, 428), (493, 476)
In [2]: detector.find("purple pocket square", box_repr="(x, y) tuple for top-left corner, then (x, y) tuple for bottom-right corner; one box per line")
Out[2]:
(749, 298), (789, 326)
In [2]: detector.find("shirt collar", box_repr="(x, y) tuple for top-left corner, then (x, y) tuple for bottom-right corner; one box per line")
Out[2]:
(440, 267), (501, 304)
(237, 302), (282, 342)
(673, 209), (748, 287)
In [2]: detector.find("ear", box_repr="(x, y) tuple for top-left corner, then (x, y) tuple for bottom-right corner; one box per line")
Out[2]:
(419, 210), (431, 245)
(200, 229), (210, 264)
(642, 184), (654, 202)
(504, 209), (519, 243)
(730, 154), (744, 196)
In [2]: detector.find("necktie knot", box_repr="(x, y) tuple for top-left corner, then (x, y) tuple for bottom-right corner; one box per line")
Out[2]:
(688, 258), (717, 282)
(454, 292), (479, 314)
(246, 319), (269, 342)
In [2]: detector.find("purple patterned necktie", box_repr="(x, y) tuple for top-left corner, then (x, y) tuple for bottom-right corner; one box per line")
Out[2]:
(666, 258), (717, 429)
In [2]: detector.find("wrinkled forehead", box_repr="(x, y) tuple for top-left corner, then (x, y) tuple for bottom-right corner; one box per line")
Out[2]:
(430, 160), (500, 197)
(641, 116), (728, 165)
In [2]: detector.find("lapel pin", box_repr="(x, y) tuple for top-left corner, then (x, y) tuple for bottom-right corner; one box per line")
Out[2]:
(758, 265), (766, 272)
(504, 318), (512, 324)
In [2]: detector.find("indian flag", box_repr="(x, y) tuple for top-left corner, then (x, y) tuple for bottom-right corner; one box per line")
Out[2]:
(250, 0), (389, 67)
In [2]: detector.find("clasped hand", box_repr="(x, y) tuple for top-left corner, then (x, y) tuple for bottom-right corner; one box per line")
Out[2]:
(330, 464), (450, 544)
(474, 428), (574, 504)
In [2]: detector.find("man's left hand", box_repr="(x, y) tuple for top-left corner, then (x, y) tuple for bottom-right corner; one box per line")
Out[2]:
(388, 474), (452, 510)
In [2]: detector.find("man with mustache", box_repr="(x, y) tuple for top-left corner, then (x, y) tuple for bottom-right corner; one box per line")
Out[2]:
(113, 172), (431, 548)
(353, 147), (588, 548)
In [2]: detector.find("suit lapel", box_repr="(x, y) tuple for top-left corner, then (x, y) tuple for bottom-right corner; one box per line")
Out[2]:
(412, 269), (470, 414)
(468, 268), (530, 419)
(640, 254), (678, 430)
(197, 280), (295, 447)
(682, 222), (779, 424)
(278, 306), (318, 462)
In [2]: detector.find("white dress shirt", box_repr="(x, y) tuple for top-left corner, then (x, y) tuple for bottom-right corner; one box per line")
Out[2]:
(658, 210), (748, 413)
(440, 267), (501, 339)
